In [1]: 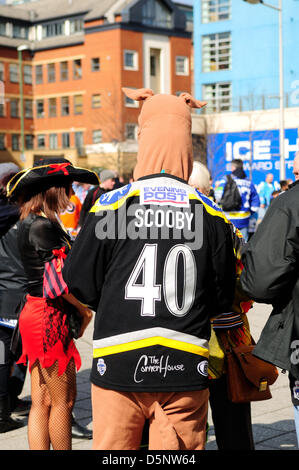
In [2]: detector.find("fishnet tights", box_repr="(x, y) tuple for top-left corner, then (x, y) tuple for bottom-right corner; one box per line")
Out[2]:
(29, 359), (76, 450)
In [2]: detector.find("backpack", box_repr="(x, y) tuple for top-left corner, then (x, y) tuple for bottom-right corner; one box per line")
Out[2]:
(220, 174), (242, 211)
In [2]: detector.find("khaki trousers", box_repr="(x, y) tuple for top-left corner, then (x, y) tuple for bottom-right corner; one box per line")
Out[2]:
(91, 385), (209, 450)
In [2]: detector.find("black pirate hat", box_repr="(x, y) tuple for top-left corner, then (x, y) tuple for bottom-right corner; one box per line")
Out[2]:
(6, 157), (99, 199)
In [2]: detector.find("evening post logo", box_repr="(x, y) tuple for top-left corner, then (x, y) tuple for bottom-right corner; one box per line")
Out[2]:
(94, 184), (203, 250)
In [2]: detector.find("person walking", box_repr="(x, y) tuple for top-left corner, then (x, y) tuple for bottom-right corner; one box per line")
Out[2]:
(63, 88), (236, 450)
(188, 161), (255, 450)
(215, 159), (260, 241)
(257, 173), (277, 222)
(6, 158), (97, 450)
(0, 162), (29, 433)
(78, 169), (116, 228)
(240, 172), (299, 447)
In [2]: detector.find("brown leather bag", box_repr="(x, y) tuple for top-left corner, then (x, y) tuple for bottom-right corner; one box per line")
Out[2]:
(219, 332), (279, 403)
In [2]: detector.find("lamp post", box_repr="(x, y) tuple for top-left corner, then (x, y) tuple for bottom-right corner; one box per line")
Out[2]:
(243, 0), (285, 180)
(17, 44), (29, 163)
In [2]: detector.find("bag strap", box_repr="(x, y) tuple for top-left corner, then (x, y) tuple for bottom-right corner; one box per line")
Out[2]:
(217, 331), (232, 353)
(217, 330), (255, 352)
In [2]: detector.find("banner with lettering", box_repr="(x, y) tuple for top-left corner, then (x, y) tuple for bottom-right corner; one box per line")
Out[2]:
(207, 128), (299, 185)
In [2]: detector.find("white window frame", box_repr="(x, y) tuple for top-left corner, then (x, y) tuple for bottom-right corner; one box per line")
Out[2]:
(37, 134), (46, 148)
(92, 93), (101, 108)
(125, 123), (138, 141)
(202, 82), (232, 113)
(49, 133), (58, 149)
(124, 88), (139, 108)
(92, 129), (102, 144)
(24, 65), (32, 84)
(124, 50), (138, 71)
(9, 63), (18, 83)
(201, 0), (231, 24)
(202, 32), (231, 73)
(175, 56), (189, 76)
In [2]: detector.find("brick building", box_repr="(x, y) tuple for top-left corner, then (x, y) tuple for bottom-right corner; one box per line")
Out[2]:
(0, 0), (192, 177)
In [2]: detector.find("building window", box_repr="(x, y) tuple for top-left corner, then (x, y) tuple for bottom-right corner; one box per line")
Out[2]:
(74, 95), (83, 115)
(47, 63), (56, 83)
(36, 99), (44, 118)
(12, 24), (28, 39)
(202, 82), (232, 113)
(11, 134), (20, 151)
(70, 18), (84, 34)
(92, 94), (101, 108)
(73, 59), (82, 80)
(124, 89), (139, 108)
(92, 129), (102, 144)
(124, 50), (138, 71)
(142, 0), (172, 28)
(42, 21), (65, 38)
(75, 131), (84, 154)
(202, 32), (231, 72)
(125, 123), (138, 141)
(9, 64), (18, 83)
(61, 96), (70, 116)
(49, 133), (58, 149)
(0, 21), (7, 37)
(175, 56), (189, 76)
(62, 132), (70, 148)
(35, 65), (43, 84)
(202, 0), (231, 23)
(60, 61), (68, 81)
(48, 98), (57, 117)
(23, 65), (32, 84)
(24, 99), (33, 118)
(25, 134), (34, 149)
(10, 99), (19, 118)
(37, 134), (46, 148)
(91, 58), (100, 72)
(0, 102), (4, 117)
(0, 134), (5, 150)
(0, 62), (4, 82)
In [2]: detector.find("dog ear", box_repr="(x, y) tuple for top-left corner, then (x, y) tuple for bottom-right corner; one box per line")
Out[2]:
(179, 92), (207, 109)
(122, 87), (154, 101)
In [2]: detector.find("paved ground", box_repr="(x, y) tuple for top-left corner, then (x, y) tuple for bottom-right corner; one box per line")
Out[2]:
(0, 302), (297, 451)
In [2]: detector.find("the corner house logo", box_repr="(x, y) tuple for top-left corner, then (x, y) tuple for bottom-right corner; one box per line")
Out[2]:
(134, 354), (185, 383)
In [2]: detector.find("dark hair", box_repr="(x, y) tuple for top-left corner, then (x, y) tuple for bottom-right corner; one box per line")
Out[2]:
(19, 184), (71, 223)
(231, 159), (244, 169)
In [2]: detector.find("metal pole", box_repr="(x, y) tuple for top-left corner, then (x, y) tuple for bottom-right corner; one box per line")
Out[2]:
(278, 0), (285, 180)
(18, 49), (25, 163)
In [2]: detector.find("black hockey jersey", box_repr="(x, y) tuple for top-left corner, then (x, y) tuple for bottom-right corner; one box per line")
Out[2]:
(63, 173), (235, 392)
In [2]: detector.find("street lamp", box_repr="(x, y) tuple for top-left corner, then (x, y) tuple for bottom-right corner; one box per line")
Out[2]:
(17, 44), (29, 163)
(243, 0), (285, 180)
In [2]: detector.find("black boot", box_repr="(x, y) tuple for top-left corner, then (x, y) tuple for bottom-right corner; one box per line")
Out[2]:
(0, 395), (24, 433)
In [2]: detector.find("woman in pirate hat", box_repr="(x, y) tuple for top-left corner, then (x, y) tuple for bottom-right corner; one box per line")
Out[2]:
(7, 158), (98, 450)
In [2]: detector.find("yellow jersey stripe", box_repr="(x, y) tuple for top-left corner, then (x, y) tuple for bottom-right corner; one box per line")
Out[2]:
(93, 336), (209, 358)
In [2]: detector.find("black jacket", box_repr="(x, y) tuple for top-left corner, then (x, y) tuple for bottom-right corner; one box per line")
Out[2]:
(78, 186), (106, 227)
(240, 181), (299, 378)
(63, 173), (236, 392)
(0, 221), (27, 319)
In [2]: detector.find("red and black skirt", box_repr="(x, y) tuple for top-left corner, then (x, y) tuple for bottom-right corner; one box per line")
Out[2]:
(17, 295), (81, 376)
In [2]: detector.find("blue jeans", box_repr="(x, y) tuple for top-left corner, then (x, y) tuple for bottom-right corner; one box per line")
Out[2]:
(239, 227), (249, 242)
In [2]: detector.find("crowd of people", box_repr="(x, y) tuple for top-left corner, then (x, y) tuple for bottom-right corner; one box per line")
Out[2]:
(0, 87), (299, 451)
